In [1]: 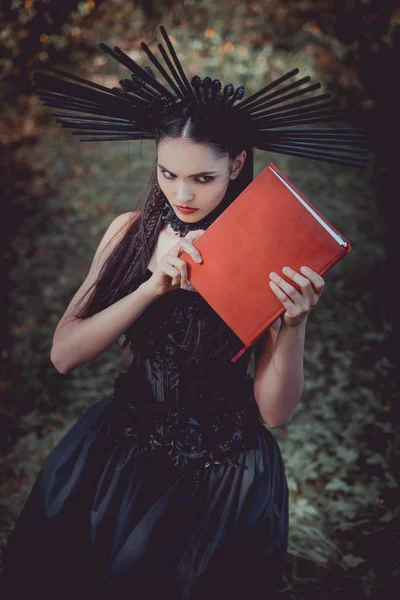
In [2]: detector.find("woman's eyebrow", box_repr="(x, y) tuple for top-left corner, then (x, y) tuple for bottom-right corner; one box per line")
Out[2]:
(158, 164), (218, 177)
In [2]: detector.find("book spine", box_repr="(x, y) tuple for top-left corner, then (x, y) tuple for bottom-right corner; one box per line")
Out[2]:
(231, 344), (251, 363)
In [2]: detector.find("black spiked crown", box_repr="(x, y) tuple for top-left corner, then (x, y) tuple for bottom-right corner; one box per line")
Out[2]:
(32, 24), (369, 168)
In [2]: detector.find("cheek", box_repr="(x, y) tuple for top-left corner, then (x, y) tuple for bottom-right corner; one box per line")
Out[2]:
(157, 175), (170, 196)
(207, 181), (229, 202)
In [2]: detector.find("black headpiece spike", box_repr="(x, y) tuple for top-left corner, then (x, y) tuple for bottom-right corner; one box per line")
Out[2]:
(227, 86), (246, 107)
(32, 25), (369, 167)
(190, 76), (202, 104)
(202, 77), (212, 103)
(119, 76), (156, 103)
(241, 76), (314, 115)
(144, 66), (157, 79)
(243, 82), (323, 121)
(159, 25), (196, 102)
(34, 71), (132, 112)
(250, 93), (333, 120)
(211, 79), (222, 105)
(156, 42), (189, 100)
(110, 44), (170, 100)
(235, 68), (300, 110)
(223, 84), (235, 102)
(140, 41), (184, 98)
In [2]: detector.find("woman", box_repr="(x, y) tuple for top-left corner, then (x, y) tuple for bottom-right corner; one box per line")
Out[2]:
(0, 102), (325, 600)
(1, 22), (366, 599)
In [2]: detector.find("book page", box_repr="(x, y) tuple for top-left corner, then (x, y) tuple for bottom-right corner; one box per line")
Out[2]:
(269, 166), (347, 247)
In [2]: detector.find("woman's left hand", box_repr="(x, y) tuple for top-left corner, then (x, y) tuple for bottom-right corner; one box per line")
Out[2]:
(269, 265), (325, 328)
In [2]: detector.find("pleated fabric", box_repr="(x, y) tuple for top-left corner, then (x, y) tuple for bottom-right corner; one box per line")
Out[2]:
(0, 393), (288, 600)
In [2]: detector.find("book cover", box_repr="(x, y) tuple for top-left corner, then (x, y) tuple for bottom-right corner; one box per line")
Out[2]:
(180, 162), (352, 361)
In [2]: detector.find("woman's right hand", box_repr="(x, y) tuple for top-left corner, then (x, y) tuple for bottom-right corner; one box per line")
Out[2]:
(145, 229), (204, 297)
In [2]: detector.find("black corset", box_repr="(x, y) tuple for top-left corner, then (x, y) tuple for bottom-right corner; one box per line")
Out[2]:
(110, 270), (263, 486)
(110, 357), (262, 485)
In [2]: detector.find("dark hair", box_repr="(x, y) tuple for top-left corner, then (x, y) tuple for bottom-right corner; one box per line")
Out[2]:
(72, 106), (254, 358)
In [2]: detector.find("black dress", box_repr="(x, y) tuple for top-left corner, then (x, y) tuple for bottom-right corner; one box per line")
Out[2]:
(0, 269), (289, 600)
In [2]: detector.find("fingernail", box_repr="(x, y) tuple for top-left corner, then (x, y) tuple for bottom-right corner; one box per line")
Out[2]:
(196, 256), (202, 263)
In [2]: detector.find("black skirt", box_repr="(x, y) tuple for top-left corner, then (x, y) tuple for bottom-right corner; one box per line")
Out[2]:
(0, 391), (289, 600)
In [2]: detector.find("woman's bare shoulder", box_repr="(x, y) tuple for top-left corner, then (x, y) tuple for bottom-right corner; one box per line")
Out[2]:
(111, 210), (140, 239)
(117, 210), (140, 228)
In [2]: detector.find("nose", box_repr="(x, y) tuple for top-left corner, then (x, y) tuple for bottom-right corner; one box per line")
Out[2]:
(176, 181), (194, 202)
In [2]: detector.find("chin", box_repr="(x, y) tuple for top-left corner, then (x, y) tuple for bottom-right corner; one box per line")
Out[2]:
(178, 213), (201, 219)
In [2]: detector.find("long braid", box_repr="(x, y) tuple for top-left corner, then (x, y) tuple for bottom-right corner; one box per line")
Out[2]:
(117, 174), (166, 301)
(134, 171), (166, 272)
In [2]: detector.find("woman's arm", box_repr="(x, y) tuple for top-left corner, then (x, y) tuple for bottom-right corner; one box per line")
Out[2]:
(253, 264), (324, 427)
(50, 212), (159, 374)
(51, 281), (159, 374)
(253, 317), (306, 428)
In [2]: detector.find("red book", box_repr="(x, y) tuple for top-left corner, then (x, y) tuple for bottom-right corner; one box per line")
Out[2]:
(180, 162), (352, 362)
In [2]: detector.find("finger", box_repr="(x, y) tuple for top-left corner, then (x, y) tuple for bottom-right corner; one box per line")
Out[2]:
(185, 229), (205, 239)
(269, 273), (307, 305)
(169, 238), (202, 264)
(163, 262), (181, 285)
(269, 281), (297, 306)
(280, 266), (320, 300)
(298, 266), (325, 292)
(167, 238), (191, 257)
(183, 230), (205, 256)
(166, 256), (188, 286)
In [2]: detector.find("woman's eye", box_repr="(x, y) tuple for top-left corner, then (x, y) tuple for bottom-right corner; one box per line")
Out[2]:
(161, 171), (214, 184)
(197, 176), (214, 184)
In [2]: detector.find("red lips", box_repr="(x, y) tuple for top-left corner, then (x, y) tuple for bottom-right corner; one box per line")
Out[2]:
(176, 206), (198, 213)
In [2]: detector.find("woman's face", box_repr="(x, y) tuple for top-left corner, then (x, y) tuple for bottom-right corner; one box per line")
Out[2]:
(156, 137), (246, 223)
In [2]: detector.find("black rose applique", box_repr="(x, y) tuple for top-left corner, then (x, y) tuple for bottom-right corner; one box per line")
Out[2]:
(165, 415), (208, 468)
(209, 402), (249, 457)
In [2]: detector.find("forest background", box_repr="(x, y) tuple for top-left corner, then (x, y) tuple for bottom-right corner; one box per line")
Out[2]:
(0, 0), (399, 598)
